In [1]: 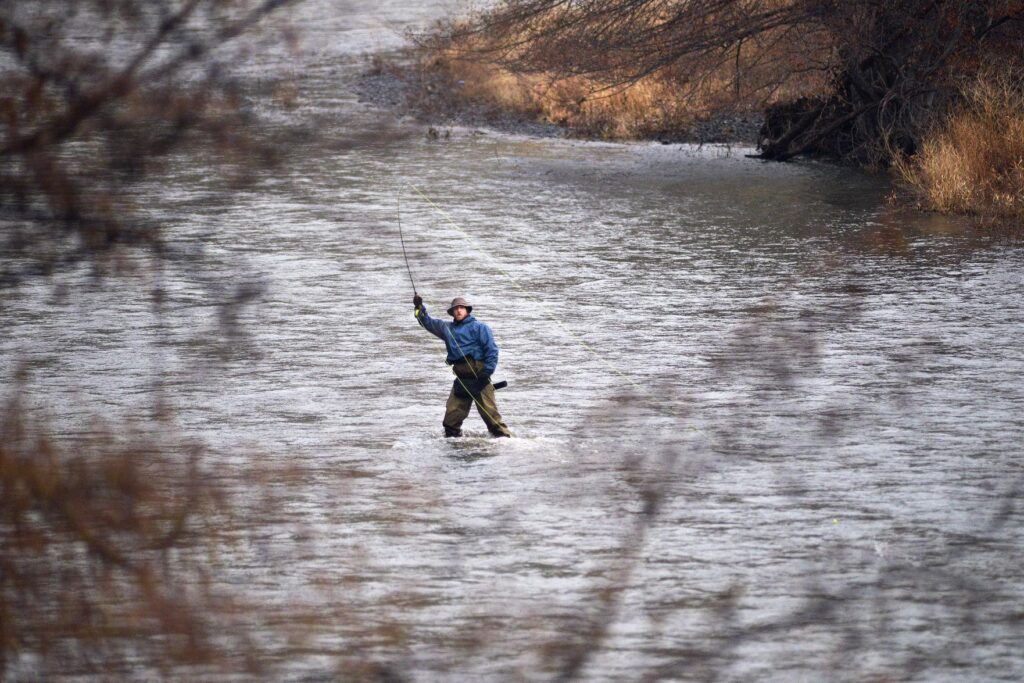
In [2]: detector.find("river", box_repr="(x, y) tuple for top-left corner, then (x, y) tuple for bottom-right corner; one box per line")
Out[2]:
(2, 1), (1023, 681)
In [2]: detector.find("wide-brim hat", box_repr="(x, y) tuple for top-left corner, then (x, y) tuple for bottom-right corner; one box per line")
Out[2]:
(446, 297), (473, 315)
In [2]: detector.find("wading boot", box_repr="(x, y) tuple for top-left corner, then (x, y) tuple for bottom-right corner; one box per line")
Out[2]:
(444, 426), (462, 438)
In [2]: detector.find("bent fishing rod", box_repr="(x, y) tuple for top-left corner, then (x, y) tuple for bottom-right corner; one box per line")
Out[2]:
(397, 193), (417, 296)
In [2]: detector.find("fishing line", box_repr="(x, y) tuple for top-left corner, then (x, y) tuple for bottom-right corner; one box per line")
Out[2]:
(406, 182), (644, 394)
(402, 188), (504, 429)
(405, 181), (718, 444)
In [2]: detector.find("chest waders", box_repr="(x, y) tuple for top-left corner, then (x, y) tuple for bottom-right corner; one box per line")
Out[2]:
(443, 356), (511, 438)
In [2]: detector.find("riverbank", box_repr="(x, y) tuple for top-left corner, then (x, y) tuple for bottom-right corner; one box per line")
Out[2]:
(894, 68), (1024, 234)
(355, 53), (763, 145)
(359, 3), (1023, 236)
(355, 55), (564, 139)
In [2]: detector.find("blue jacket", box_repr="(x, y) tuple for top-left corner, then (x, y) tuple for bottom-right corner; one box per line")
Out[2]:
(415, 304), (499, 375)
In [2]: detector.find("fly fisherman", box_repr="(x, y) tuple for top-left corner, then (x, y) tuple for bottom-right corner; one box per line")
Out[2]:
(413, 294), (512, 438)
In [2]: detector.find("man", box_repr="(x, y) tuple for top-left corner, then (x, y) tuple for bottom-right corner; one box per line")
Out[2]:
(413, 294), (512, 438)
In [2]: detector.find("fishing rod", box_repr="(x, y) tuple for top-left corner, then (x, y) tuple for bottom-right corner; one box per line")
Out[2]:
(397, 192), (417, 295)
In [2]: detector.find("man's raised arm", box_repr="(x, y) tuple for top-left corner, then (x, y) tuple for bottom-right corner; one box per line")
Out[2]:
(413, 295), (448, 340)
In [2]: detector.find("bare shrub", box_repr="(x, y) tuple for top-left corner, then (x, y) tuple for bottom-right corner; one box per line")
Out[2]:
(419, 5), (830, 140)
(0, 385), (345, 679)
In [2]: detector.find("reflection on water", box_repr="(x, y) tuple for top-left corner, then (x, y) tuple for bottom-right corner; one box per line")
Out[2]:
(2, 1), (1023, 680)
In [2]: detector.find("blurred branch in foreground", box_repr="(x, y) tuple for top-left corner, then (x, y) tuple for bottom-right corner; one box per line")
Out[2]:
(0, 386), (230, 678)
(532, 295), (1024, 681)
(0, 0), (297, 289)
(0, 1), (310, 678)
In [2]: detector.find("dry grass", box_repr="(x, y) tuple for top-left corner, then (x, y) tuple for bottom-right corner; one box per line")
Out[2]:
(434, 53), (699, 139)
(423, 23), (828, 140)
(897, 67), (1024, 225)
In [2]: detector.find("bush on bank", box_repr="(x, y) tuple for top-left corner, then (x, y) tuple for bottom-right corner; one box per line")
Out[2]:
(896, 68), (1024, 226)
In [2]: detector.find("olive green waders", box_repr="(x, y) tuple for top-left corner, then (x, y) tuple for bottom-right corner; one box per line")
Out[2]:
(444, 358), (511, 438)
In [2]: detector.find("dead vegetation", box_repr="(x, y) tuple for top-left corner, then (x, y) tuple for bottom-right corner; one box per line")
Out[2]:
(0, 1), (305, 678)
(0, 0), (299, 288)
(895, 66), (1024, 228)
(416, 3), (830, 141)
(422, 1), (1024, 162)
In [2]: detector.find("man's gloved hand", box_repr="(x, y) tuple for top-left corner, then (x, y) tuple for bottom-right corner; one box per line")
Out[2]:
(413, 294), (422, 309)
(469, 373), (491, 397)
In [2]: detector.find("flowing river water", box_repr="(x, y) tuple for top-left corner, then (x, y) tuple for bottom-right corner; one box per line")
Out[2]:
(2, 1), (1024, 681)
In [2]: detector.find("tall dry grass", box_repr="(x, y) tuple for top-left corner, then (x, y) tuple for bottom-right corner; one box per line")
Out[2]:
(424, 21), (828, 140)
(897, 68), (1024, 224)
(433, 55), (700, 138)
